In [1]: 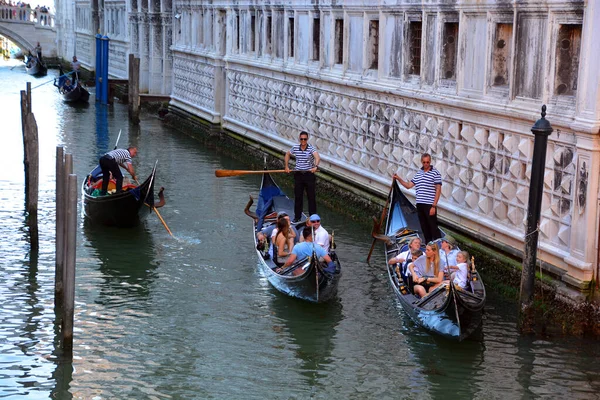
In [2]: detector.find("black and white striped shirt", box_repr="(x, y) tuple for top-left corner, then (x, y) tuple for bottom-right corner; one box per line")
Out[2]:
(411, 167), (442, 204)
(105, 149), (132, 167)
(289, 144), (316, 171)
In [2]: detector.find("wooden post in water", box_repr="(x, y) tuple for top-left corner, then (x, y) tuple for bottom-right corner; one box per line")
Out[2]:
(62, 174), (77, 351)
(55, 146), (65, 308)
(24, 113), (39, 250)
(20, 83), (39, 250)
(128, 54), (140, 125)
(62, 153), (73, 291)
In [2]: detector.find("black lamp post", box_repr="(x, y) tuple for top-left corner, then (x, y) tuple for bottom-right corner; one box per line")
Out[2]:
(519, 105), (553, 329)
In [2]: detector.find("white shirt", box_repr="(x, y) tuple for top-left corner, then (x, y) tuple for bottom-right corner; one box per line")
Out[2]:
(313, 225), (330, 252)
(453, 262), (469, 288)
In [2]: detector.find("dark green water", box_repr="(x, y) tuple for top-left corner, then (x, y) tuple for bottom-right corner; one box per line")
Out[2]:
(1, 58), (599, 399)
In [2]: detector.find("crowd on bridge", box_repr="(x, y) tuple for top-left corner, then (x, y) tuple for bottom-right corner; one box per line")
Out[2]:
(0, 1), (52, 25)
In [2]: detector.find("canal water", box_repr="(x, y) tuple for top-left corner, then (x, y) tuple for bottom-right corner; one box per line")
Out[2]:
(1, 58), (599, 399)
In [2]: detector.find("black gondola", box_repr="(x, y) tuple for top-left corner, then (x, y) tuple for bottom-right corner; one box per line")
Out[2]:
(382, 181), (486, 341)
(82, 164), (157, 228)
(248, 172), (341, 303)
(24, 54), (47, 76)
(54, 69), (90, 103)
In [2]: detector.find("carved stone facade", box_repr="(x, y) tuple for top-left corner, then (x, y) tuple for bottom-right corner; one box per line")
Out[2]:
(54, 0), (172, 94)
(169, 0), (600, 290)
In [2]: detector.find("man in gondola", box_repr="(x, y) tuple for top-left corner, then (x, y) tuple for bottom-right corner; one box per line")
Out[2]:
(393, 153), (442, 243)
(34, 42), (42, 63)
(71, 55), (81, 80)
(279, 227), (335, 276)
(98, 147), (138, 195)
(284, 131), (320, 223)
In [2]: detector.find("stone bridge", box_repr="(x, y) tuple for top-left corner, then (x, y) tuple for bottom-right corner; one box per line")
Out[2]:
(0, 5), (56, 57)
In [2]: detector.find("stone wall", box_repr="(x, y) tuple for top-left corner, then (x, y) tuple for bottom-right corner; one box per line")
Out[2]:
(169, 0), (600, 291)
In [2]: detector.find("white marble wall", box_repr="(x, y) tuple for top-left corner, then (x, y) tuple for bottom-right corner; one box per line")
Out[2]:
(169, 0), (600, 288)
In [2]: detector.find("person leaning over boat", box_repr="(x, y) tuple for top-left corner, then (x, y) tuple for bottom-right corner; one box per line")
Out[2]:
(299, 214), (330, 252)
(393, 153), (442, 243)
(439, 236), (459, 279)
(284, 131), (320, 223)
(98, 147), (138, 195)
(279, 227), (335, 275)
(409, 241), (444, 298)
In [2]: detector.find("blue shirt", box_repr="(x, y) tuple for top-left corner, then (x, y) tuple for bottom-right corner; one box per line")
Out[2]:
(292, 241), (327, 260)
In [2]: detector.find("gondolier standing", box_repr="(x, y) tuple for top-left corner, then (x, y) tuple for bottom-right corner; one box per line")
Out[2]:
(284, 131), (320, 223)
(393, 153), (442, 243)
(99, 147), (138, 195)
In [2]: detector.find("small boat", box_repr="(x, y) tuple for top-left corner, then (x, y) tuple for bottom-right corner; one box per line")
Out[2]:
(247, 172), (341, 303)
(381, 181), (486, 341)
(24, 54), (47, 76)
(54, 71), (90, 103)
(82, 164), (161, 228)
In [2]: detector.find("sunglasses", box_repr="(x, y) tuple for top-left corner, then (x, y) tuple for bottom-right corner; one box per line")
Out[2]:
(312, 220), (320, 223)
(299, 138), (308, 141)
(427, 241), (437, 246)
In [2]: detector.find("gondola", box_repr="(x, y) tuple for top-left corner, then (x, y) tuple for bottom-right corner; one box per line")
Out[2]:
(247, 172), (341, 303)
(381, 181), (486, 341)
(82, 164), (158, 228)
(24, 54), (47, 76)
(54, 69), (90, 103)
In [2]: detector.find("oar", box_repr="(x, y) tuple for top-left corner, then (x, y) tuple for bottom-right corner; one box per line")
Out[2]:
(215, 169), (286, 178)
(366, 178), (395, 263)
(114, 129), (122, 149)
(134, 177), (174, 237)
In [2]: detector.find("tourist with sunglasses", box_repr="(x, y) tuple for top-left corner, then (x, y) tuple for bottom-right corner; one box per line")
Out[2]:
(284, 131), (320, 223)
(408, 241), (444, 298)
(300, 214), (330, 252)
(393, 153), (442, 243)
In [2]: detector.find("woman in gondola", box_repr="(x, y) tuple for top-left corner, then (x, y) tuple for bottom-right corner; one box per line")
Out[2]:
(409, 241), (444, 298)
(274, 217), (295, 266)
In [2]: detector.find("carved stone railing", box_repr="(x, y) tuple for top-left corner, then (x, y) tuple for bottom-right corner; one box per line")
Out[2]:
(0, 5), (54, 27)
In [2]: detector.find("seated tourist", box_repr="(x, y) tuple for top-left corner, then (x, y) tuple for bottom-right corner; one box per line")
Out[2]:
(300, 214), (330, 252)
(274, 217), (295, 266)
(439, 235), (459, 279)
(452, 250), (470, 289)
(278, 227), (336, 276)
(409, 241), (444, 298)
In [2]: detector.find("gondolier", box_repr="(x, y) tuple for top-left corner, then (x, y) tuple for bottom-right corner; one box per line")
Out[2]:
(284, 131), (320, 223)
(99, 147), (138, 195)
(393, 153), (442, 243)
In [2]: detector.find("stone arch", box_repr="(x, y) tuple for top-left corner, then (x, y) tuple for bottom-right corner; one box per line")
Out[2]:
(0, 24), (35, 52)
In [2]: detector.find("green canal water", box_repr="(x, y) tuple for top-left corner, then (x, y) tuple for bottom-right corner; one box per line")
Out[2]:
(1, 59), (599, 399)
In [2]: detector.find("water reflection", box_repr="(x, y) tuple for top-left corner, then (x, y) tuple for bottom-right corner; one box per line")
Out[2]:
(269, 293), (342, 387)
(83, 222), (159, 302)
(94, 104), (109, 158)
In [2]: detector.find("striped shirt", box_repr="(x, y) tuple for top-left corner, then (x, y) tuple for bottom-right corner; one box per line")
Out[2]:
(105, 149), (132, 167)
(411, 166), (442, 205)
(289, 144), (316, 171)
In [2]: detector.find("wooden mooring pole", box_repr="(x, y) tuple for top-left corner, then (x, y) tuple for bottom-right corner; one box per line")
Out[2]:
(128, 53), (140, 124)
(20, 82), (39, 250)
(55, 146), (65, 307)
(62, 174), (77, 351)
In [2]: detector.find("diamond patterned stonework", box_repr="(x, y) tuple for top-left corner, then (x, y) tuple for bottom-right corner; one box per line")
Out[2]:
(224, 68), (577, 253)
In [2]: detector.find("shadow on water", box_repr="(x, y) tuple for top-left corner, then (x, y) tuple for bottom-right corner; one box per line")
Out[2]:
(399, 311), (485, 399)
(83, 222), (159, 301)
(268, 293), (343, 387)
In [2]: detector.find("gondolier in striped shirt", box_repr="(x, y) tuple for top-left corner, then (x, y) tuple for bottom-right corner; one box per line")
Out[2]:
(98, 147), (138, 195)
(284, 131), (321, 223)
(393, 153), (442, 243)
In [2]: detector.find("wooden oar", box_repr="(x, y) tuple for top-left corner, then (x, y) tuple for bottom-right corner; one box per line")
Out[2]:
(215, 169), (286, 178)
(134, 178), (174, 237)
(366, 178), (395, 263)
